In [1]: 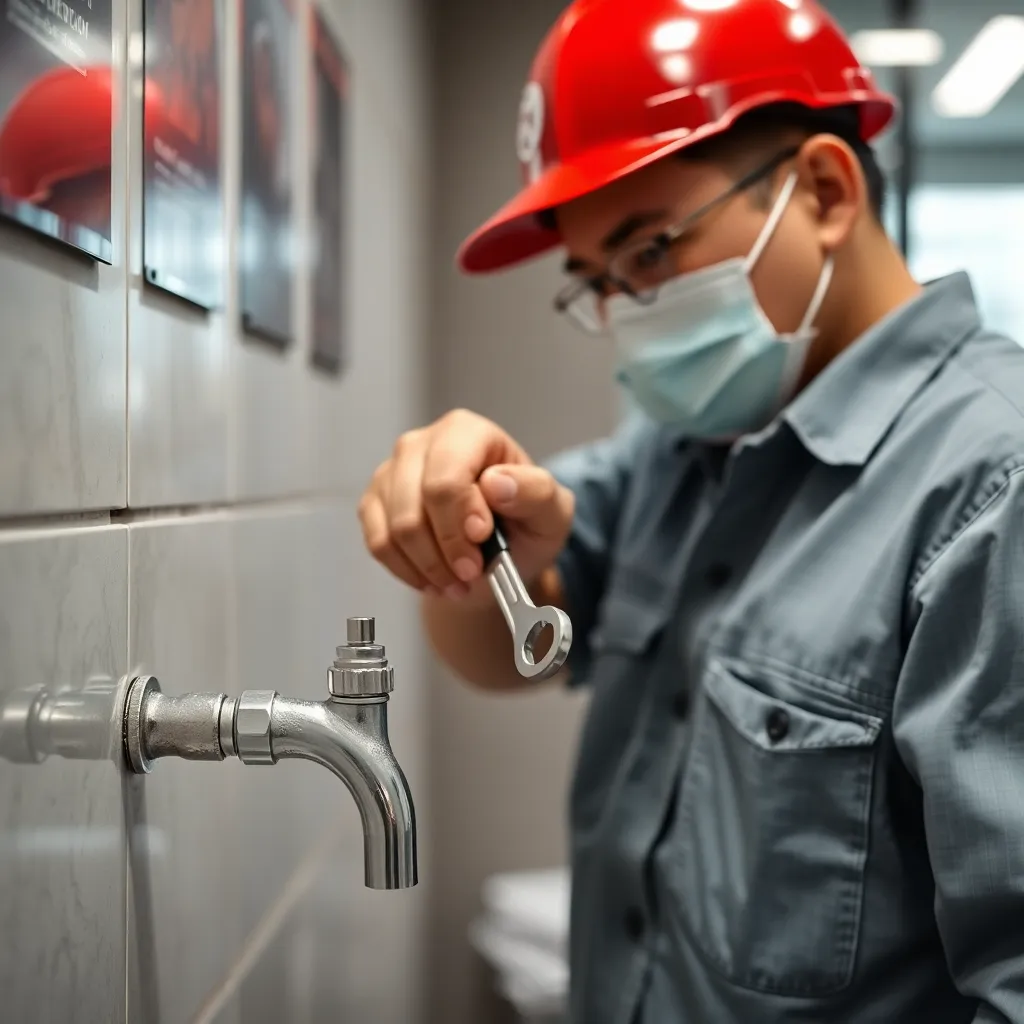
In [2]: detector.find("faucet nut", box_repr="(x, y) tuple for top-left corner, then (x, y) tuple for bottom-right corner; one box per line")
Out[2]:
(235, 690), (276, 765)
(328, 663), (394, 699)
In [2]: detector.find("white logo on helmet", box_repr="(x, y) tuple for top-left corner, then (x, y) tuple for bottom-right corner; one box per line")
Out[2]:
(516, 82), (545, 183)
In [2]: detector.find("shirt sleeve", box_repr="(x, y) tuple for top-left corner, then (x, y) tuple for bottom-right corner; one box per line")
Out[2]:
(893, 465), (1024, 1023)
(541, 413), (652, 686)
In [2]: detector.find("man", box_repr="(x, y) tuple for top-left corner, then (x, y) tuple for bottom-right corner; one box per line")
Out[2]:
(359, 1), (1024, 1021)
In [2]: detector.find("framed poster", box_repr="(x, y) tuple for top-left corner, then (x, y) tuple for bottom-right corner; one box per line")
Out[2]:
(239, 0), (295, 347)
(309, 9), (346, 376)
(0, 0), (113, 262)
(142, 0), (223, 310)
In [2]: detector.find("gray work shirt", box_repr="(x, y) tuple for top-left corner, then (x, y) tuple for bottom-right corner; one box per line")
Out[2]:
(546, 273), (1024, 1024)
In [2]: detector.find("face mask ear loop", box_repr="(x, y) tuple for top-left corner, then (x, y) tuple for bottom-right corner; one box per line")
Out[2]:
(797, 254), (835, 336)
(743, 171), (799, 274)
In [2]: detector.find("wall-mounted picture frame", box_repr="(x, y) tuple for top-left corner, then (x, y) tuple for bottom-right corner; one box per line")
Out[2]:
(141, 0), (224, 310)
(0, 0), (114, 262)
(309, 8), (347, 377)
(239, 0), (295, 348)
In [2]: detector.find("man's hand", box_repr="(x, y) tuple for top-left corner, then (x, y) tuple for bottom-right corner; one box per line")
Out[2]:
(358, 409), (575, 606)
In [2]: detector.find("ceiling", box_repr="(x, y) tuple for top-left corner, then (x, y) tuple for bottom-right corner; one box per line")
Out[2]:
(824, 0), (1024, 148)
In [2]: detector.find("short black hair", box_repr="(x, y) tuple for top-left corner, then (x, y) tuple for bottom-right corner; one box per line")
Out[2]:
(679, 102), (887, 221)
(536, 102), (887, 230)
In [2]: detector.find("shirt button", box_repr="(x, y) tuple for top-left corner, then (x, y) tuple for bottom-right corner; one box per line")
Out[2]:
(624, 906), (645, 941)
(766, 707), (790, 743)
(704, 562), (733, 589)
(671, 691), (690, 719)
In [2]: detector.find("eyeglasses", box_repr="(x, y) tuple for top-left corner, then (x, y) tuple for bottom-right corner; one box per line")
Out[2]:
(552, 146), (800, 334)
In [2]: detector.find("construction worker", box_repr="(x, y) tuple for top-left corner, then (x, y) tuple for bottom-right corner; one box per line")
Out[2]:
(359, 1), (1024, 1021)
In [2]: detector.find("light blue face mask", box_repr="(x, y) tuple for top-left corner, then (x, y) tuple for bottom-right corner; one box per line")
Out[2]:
(609, 172), (834, 441)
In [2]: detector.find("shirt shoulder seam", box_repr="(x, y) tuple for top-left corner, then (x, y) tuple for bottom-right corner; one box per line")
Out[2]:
(950, 335), (1024, 419)
(910, 459), (1024, 591)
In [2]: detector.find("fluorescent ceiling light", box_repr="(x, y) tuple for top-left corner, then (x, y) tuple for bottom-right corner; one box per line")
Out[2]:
(850, 29), (943, 67)
(932, 16), (1024, 118)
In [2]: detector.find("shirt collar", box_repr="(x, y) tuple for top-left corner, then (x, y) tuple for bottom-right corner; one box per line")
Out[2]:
(668, 271), (982, 470)
(781, 272), (980, 467)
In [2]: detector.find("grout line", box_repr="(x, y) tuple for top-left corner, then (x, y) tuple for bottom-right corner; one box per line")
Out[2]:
(0, 489), (365, 536)
(191, 827), (339, 1024)
(0, 513), (119, 545)
(124, 524), (133, 1024)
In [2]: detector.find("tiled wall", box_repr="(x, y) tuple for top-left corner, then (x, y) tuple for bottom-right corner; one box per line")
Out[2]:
(0, 0), (430, 1021)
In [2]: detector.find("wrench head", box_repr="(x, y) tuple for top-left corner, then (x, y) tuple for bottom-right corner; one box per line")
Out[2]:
(514, 606), (573, 680)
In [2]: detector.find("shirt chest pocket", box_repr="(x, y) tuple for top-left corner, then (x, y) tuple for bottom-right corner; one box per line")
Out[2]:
(657, 658), (883, 997)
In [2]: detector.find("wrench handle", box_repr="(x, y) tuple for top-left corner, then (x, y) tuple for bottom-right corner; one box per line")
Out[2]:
(479, 515), (510, 568)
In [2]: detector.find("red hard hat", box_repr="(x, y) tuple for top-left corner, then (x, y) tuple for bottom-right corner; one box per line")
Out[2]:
(458, 0), (897, 274)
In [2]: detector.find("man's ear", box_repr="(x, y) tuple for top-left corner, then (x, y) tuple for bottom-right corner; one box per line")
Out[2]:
(796, 135), (864, 251)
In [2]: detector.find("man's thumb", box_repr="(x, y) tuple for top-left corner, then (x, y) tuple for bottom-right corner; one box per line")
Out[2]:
(479, 463), (565, 524)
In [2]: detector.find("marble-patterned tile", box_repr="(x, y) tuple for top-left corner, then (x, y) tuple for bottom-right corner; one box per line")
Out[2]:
(0, 525), (128, 1024)
(280, 838), (426, 1024)
(127, 515), (244, 1024)
(0, 0), (130, 517)
(234, 840), (365, 1024)
(127, 289), (233, 508)
(236, 891), (315, 1024)
(231, 509), (310, 936)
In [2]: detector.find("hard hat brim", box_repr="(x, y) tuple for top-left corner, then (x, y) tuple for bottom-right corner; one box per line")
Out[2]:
(457, 92), (896, 275)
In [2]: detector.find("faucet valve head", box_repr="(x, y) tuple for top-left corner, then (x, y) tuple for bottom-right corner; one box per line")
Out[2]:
(329, 616), (395, 699)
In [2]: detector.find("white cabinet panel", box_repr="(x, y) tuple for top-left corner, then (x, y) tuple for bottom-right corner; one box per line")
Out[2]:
(127, 515), (244, 1024)
(0, 525), (128, 1023)
(0, 1), (129, 517)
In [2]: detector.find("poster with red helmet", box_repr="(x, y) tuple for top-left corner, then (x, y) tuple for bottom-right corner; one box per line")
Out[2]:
(142, 0), (223, 310)
(309, 8), (346, 376)
(0, 0), (113, 261)
(240, 0), (295, 348)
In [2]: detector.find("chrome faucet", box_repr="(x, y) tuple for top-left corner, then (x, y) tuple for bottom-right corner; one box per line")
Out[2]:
(123, 616), (417, 890)
(1, 617), (418, 891)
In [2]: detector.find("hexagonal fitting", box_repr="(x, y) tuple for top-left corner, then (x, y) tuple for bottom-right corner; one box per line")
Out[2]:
(235, 690), (276, 765)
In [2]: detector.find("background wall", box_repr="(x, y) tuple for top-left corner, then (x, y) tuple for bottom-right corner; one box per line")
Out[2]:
(0, 1), (432, 1022)
(425, 2), (616, 1022)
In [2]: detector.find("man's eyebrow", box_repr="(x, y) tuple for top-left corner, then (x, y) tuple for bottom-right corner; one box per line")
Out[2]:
(600, 210), (670, 252)
(562, 209), (670, 275)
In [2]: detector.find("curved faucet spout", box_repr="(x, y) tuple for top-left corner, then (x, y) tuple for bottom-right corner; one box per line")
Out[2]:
(270, 697), (418, 891)
(120, 616), (418, 893)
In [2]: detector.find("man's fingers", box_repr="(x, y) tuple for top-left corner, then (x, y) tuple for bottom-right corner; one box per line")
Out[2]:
(422, 412), (525, 584)
(387, 434), (464, 593)
(358, 493), (431, 592)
